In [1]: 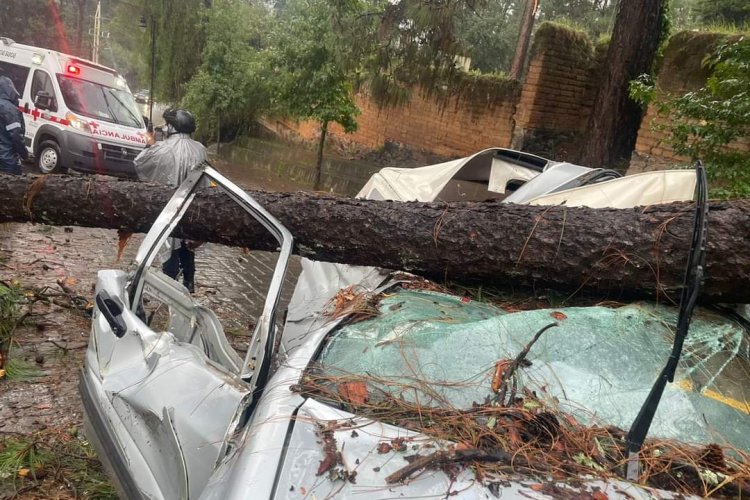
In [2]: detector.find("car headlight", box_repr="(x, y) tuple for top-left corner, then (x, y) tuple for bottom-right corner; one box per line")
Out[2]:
(66, 113), (92, 134)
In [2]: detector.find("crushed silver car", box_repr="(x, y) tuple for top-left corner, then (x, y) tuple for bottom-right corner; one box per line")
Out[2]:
(81, 157), (750, 499)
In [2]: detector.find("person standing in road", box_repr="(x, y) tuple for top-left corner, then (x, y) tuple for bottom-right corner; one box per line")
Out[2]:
(0, 76), (28, 175)
(134, 108), (208, 293)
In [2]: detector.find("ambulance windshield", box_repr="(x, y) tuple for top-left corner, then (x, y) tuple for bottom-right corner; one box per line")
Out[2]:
(57, 75), (144, 129)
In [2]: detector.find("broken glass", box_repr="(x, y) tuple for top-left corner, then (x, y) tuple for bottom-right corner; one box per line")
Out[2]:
(317, 288), (750, 451)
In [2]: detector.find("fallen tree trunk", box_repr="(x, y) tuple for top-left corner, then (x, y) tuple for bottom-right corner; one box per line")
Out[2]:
(0, 174), (748, 303)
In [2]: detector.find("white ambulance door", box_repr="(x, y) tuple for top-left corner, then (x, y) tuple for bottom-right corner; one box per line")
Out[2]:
(27, 69), (60, 146)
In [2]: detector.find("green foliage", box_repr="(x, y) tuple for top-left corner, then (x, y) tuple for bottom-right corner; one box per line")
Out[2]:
(270, 0), (359, 133)
(670, 0), (750, 30)
(326, 0), (497, 106)
(628, 73), (657, 107)
(105, 1), (150, 88)
(537, 0), (617, 40)
(633, 37), (750, 198)
(144, 0), (208, 102)
(532, 21), (595, 63)
(0, 281), (22, 349)
(0, 432), (117, 499)
(694, 0), (750, 25)
(668, 37), (750, 197)
(182, 0), (273, 141)
(0, 0), (62, 50)
(0, 435), (51, 479)
(455, 0), (520, 73)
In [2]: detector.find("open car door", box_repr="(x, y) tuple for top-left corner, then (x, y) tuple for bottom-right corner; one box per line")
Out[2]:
(80, 163), (293, 500)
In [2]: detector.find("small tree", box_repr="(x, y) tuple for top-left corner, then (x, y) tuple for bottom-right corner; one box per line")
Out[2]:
(270, 0), (359, 190)
(182, 0), (272, 144)
(632, 37), (750, 198)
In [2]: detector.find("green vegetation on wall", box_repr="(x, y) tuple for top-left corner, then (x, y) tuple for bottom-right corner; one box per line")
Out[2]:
(630, 34), (750, 198)
(531, 21), (595, 64)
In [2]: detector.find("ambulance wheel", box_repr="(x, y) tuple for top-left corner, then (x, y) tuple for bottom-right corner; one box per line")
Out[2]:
(36, 140), (67, 174)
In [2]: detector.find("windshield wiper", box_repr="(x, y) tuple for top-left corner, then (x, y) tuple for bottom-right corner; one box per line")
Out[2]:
(625, 161), (708, 481)
(104, 88), (142, 128)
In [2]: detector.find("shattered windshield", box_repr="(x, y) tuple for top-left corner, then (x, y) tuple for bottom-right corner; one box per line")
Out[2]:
(311, 288), (750, 452)
(57, 75), (144, 128)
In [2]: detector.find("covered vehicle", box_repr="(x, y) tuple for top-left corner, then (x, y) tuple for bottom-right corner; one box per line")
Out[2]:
(356, 147), (698, 207)
(81, 156), (750, 499)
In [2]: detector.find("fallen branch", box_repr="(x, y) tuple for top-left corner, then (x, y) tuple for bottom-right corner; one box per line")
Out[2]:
(385, 448), (543, 484)
(497, 322), (558, 405)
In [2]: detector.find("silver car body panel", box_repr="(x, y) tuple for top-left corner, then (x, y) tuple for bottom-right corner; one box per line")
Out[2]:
(84, 163), (293, 499)
(200, 263), (698, 500)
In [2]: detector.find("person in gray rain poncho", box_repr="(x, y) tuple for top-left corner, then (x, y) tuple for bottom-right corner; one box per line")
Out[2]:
(134, 108), (207, 293)
(0, 76), (28, 174)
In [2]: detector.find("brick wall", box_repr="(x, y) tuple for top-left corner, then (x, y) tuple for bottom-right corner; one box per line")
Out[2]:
(261, 23), (601, 162)
(263, 85), (519, 158)
(628, 31), (747, 173)
(515, 26), (596, 135)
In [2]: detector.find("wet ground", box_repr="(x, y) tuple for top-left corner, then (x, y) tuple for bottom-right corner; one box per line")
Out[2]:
(0, 161), (310, 499)
(2, 132), (445, 498)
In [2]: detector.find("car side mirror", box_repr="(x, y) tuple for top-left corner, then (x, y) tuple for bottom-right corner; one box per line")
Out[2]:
(34, 91), (56, 112)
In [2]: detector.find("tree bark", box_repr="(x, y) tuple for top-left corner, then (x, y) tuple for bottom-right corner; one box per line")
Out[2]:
(509, 0), (539, 80)
(581, 0), (668, 168)
(1, 174), (749, 303)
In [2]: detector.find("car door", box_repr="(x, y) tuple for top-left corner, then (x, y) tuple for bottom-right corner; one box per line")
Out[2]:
(84, 163), (293, 499)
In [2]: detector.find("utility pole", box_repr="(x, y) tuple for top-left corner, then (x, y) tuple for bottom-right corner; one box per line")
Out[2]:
(92, 0), (101, 63)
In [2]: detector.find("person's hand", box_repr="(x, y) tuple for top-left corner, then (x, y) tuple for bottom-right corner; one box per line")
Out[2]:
(145, 132), (156, 146)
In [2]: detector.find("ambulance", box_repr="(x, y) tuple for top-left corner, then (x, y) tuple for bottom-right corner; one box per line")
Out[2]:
(0, 36), (147, 176)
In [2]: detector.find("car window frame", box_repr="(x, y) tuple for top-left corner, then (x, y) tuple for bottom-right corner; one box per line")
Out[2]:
(31, 69), (58, 112)
(127, 162), (294, 389)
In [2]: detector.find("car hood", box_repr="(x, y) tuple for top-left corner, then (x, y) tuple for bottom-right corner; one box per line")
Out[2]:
(200, 261), (743, 499)
(270, 398), (695, 499)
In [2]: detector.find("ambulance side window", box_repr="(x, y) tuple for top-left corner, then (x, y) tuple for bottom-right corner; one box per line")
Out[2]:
(0, 61), (29, 96)
(31, 70), (57, 112)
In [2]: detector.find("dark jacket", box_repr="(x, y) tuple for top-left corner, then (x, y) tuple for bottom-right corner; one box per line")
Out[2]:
(0, 76), (28, 174)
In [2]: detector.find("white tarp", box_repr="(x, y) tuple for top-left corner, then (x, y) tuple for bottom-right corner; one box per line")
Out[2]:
(527, 170), (697, 208)
(356, 148), (543, 202)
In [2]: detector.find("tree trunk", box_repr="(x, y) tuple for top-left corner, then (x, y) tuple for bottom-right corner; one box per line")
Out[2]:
(509, 0), (539, 80)
(581, 0), (667, 168)
(314, 121), (328, 191)
(1, 174), (748, 303)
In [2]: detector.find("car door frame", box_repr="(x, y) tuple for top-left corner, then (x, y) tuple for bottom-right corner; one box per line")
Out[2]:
(84, 162), (293, 499)
(128, 162), (293, 388)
